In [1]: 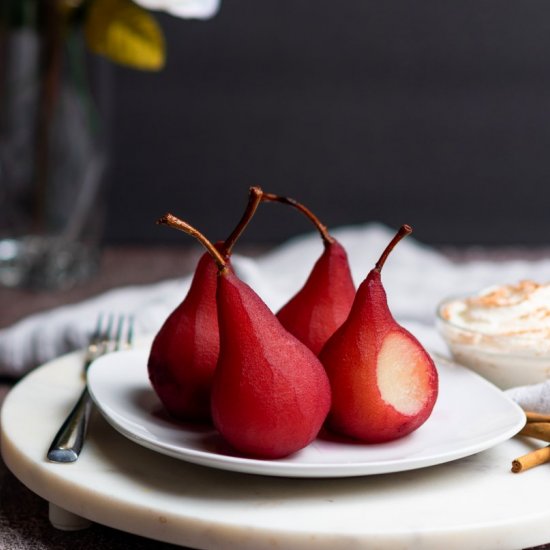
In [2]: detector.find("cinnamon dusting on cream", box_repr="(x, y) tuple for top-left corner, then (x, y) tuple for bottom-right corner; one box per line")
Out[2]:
(441, 280), (550, 343)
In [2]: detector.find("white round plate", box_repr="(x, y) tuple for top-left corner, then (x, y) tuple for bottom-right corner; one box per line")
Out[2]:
(87, 348), (525, 478)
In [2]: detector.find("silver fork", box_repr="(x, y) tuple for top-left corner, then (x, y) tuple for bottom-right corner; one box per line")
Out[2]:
(47, 313), (134, 463)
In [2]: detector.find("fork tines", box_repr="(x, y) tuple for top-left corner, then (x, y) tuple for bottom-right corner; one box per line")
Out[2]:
(113, 314), (134, 352)
(83, 314), (134, 373)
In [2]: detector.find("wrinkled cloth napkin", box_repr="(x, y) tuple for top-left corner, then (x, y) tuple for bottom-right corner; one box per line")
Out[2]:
(2, 222), (550, 411)
(505, 383), (550, 414)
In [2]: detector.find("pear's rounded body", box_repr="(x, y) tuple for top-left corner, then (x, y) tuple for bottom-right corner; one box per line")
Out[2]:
(212, 271), (331, 458)
(148, 252), (220, 422)
(277, 241), (356, 355)
(319, 271), (438, 442)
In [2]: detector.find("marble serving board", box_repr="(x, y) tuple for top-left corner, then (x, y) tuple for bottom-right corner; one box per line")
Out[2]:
(2, 350), (550, 550)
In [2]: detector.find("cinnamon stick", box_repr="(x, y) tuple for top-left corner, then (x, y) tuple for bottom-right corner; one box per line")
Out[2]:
(518, 422), (550, 442)
(525, 411), (550, 424)
(511, 445), (550, 473)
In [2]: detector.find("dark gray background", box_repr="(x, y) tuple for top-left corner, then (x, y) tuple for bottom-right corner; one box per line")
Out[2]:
(105, 0), (550, 247)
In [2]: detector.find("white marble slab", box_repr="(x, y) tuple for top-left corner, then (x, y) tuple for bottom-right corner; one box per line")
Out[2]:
(2, 350), (550, 549)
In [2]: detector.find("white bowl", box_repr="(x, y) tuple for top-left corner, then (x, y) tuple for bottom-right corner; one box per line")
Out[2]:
(436, 297), (550, 390)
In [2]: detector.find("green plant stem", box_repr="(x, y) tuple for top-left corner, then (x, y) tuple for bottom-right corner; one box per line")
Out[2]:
(33, 0), (62, 232)
(66, 26), (100, 137)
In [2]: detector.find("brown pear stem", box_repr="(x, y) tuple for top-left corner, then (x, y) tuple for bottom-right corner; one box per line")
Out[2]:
(374, 225), (413, 272)
(157, 214), (228, 272)
(222, 186), (263, 257)
(261, 193), (335, 246)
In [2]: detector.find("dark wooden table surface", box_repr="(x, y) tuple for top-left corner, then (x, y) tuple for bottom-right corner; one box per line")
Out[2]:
(1, 244), (550, 550)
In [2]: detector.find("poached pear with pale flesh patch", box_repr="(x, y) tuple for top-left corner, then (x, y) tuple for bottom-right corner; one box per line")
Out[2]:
(148, 187), (262, 422)
(319, 225), (438, 443)
(158, 214), (332, 459)
(261, 193), (356, 355)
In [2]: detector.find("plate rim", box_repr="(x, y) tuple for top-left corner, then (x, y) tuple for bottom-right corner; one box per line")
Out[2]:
(88, 348), (526, 478)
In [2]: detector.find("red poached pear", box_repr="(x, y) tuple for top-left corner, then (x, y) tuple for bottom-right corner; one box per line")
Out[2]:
(148, 250), (220, 421)
(262, 193), (356, 355)
(148, 188), (262, 422)
(319, 225), (438, 443)
(213, 269), (332, 458)
(158, 214), (332, 459)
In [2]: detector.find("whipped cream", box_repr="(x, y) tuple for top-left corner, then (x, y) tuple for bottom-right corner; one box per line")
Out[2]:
(441, 280), (550, 342)
(438, 280), (550, 389)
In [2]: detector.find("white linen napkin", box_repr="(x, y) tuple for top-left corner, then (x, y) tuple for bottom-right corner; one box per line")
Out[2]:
(3, 222), (550, 412)
(505, 382), (550, 414)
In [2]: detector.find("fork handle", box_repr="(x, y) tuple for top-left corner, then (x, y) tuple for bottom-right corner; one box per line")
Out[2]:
(47, 387), (93, 463)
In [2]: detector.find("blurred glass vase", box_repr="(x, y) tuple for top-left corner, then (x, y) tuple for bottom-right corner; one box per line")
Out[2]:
(0, 0), (218, 289)
(0, 8), (110, 289)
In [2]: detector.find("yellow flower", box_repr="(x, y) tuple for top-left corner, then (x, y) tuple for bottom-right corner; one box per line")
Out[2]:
(85, 0), (165, 71)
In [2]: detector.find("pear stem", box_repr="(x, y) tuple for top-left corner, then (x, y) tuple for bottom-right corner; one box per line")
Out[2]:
(222, 186), (263, 257)
(157, 214), (228, 272)
(261, 193), (335, 246)
(374, 224), (413, 272)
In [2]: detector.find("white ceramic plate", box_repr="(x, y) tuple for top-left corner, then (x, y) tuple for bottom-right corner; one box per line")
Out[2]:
(87, 348), (525, 478)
